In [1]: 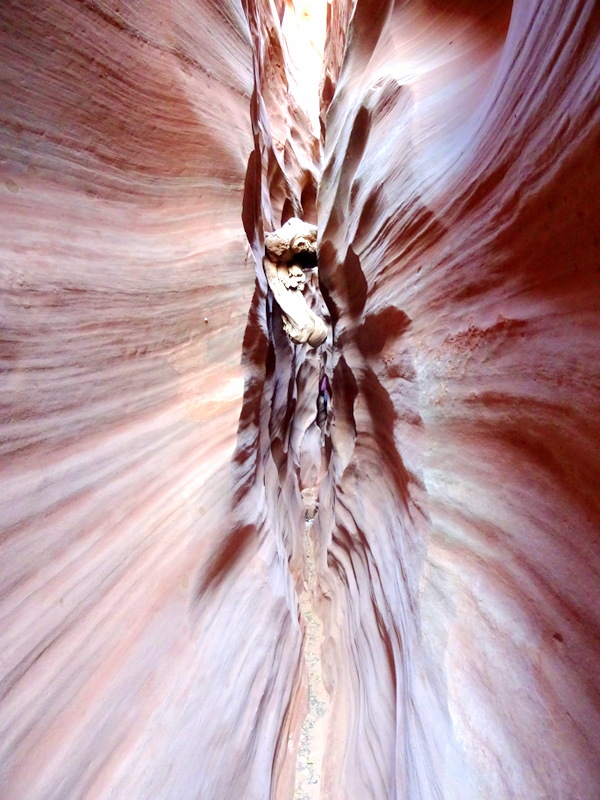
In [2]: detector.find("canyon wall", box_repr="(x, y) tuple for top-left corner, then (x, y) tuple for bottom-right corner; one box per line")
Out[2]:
(0, 0), (599, 799)
(316, 0), (600, 798)
(0, 1), (308, 797)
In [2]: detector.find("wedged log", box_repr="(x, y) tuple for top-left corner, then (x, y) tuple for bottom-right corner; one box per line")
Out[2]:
(263, 217), (328, 348)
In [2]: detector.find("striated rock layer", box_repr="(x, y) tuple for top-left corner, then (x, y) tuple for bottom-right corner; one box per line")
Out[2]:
(316, 0), (600, 798)
(0, 1), (312, 798)
(0, 0), (599, 799)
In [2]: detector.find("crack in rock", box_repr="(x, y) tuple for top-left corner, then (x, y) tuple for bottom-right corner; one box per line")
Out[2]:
(294, 517), (329, 799)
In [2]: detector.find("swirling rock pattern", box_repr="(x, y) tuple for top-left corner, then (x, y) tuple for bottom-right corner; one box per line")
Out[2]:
(0, 1), (302, 799)
(316, 1), (600, 798)
(0, 0), (599, 799)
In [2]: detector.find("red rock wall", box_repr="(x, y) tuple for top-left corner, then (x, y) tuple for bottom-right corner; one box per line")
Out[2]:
(317, 0), (600, 798)
(0, 1), (310, 797)
(1, 0), (599, 798)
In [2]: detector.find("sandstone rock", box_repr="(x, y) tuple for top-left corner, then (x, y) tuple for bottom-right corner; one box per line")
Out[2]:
(0, 1), (599, 799)
(316, 1), (600, 798)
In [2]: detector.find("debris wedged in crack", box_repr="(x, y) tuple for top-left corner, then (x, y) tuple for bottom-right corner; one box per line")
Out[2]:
(263, 218), (328, 348)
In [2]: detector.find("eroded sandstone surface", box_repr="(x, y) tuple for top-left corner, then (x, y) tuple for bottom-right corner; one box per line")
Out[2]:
(1, 1), (599, 799)
(316, 1), (600, 797)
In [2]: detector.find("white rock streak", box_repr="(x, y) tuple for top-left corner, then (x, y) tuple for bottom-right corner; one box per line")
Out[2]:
(263, 218), (328, 348)
(295, 520), (329, 800)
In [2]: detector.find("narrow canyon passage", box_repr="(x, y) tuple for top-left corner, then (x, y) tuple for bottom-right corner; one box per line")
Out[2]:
(294, 518), (329, 799)
(0, 1), (599, 800)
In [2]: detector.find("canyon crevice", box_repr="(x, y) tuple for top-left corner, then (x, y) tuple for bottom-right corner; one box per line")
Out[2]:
(0, 1), (599, 799)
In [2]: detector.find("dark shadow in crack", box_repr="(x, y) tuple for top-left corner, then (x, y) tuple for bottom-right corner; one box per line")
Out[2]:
(356, 306), (411, 358)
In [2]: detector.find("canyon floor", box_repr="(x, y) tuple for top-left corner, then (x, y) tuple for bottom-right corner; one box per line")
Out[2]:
(294, 518), (329, 800)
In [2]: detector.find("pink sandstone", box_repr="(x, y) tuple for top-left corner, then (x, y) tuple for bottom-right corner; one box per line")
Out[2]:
(0, 1), (598, 799)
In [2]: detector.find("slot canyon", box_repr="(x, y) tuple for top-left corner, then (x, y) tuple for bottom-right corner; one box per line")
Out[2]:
(1, 0), (599, 797)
